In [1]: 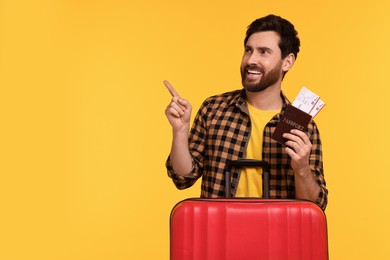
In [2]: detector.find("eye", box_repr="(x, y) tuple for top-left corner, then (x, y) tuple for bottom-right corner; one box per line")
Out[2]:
(260, 48), (271, 55)
(244, 47), (252, 54)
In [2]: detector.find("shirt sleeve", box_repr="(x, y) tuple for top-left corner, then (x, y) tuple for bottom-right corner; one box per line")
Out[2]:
(309, 121), (328, 211)
(165, 156), (198, 189)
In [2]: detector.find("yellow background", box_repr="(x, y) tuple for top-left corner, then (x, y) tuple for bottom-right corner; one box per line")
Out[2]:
(1, 0), (389, 259)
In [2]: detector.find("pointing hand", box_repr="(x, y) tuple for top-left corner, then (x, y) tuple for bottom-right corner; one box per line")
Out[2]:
(164, 80), (192, 133)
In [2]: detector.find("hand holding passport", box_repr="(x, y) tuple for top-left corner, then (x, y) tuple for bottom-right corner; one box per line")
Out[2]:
(271, 87), (325, 144)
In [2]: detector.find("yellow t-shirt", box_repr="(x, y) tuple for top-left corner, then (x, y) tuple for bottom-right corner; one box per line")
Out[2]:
(235, 102), (279, 197)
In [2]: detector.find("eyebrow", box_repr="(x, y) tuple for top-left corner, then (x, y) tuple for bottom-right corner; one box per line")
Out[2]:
(258, 47), (272, 53)
(245, 45), (273, 53)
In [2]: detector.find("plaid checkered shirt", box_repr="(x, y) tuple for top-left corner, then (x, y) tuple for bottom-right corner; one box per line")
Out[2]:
(166, 89), (328, 210)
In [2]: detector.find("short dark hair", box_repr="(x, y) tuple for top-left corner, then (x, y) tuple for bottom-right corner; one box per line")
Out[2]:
(244, 14), (300, 59)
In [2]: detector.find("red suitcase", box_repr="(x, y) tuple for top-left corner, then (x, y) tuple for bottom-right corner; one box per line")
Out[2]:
(170, 160), (328, 260)
(170, 198), (328, 260)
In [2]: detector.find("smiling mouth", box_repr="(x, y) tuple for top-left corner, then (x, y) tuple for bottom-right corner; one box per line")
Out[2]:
(247, 70), (262, 75)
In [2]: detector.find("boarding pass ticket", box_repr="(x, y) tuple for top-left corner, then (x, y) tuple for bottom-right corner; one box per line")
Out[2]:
(291, 87), (325, 117)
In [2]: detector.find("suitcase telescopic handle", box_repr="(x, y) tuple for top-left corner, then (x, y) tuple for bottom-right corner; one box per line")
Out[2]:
(224, 159), (270, 199)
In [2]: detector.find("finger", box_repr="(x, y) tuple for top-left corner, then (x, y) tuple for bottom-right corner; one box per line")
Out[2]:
(290, 129), (310, 144)
(283, 130), (306, 145)
(177, 97), (191, 110)
(164, 80), (180, 98)
(166, 106), (182, 118)
(170, 96), (186, 112)
(283, 132), (302, 145)
(285, 146), (296, 158)
(284, 140), (301, 154)
(169, 100), (185, 116)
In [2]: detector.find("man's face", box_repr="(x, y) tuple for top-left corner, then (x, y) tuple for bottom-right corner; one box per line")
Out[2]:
(240, 31), (285, 92)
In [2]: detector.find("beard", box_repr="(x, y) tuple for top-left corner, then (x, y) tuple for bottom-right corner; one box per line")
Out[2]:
(241, 62), (283, 92)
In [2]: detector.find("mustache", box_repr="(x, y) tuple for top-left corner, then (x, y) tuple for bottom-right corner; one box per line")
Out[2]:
(244, 65), (264, 73)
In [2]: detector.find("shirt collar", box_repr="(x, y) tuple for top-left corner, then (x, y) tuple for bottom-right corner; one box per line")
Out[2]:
(231, 89), (291, 114)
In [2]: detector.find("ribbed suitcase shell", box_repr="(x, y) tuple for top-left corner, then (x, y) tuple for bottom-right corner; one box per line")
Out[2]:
(170, 199), (328, 260)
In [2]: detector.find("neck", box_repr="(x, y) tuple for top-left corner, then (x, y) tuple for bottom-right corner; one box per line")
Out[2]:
(245, 84), (283, 110)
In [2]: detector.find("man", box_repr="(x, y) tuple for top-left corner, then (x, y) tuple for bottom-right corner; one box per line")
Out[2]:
(164, 14), (328, 210)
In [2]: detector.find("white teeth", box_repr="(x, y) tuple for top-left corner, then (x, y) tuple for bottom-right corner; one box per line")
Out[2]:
(248, 70), (261, 75)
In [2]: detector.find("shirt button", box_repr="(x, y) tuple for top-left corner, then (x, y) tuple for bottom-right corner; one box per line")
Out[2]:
(243, 136), (248, 140)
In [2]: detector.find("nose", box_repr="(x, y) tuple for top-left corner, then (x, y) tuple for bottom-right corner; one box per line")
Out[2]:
(247, 51), (260, 65)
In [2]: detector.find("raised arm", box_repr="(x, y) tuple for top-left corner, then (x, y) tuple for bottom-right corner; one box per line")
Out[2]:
(164, 80), (193, 176)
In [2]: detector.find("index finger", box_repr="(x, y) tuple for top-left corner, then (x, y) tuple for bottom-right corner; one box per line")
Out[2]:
(164, 80), (180, 97)
(290, 129), (310, 143)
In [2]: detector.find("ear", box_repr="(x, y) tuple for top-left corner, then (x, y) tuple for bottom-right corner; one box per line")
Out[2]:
(282, 53), (296, 73)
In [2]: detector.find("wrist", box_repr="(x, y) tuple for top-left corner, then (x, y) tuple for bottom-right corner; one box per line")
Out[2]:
(294, 165), (312, 178)
(172, 128), (189, 142)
